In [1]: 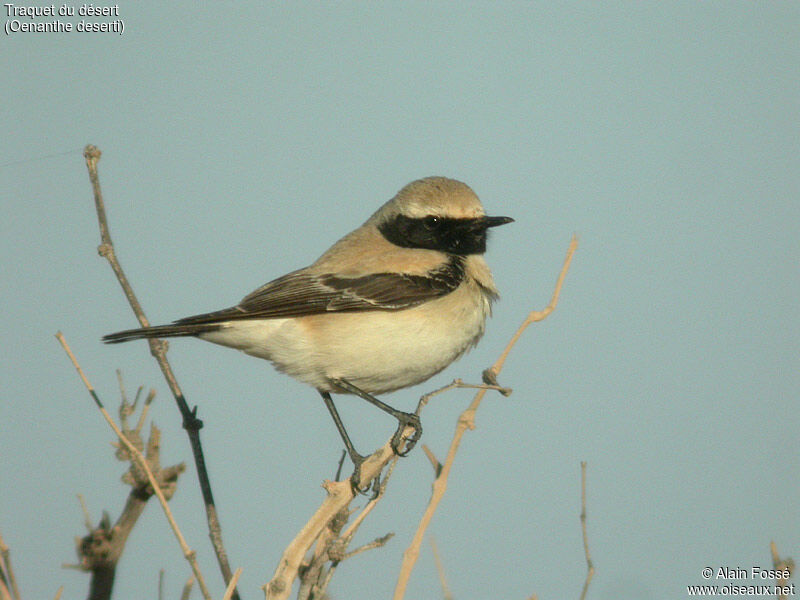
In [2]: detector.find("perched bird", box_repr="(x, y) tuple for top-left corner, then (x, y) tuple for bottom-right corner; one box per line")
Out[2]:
(104, 177), (512, 486)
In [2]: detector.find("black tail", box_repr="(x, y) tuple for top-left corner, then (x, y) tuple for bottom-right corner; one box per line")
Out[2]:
(103, 323), (220, 344)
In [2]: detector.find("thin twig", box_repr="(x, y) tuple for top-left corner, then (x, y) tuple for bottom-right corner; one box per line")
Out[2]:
(76, 495), (94, 532)
(83, 145), (239, 599)
(341, 458), (398, 544)
(264, 438), (408, 600)
(417, 379), (511, 414)
(116, 370), (129, 407)
(770, 541), (795, 600)
(342, 533), (394, 561)
(421, 445), (442, 478)
(313, 458), (399, 597)
(84, 146), (149, 324)
(0, 533), (20, 600)
(578, 461), (594, 600)
(56, 332), (212, 600)
(76, 420), (172, 597)
(488, 235), (578, 380)
(136, 389), (156, 435)
(179, 576), (195, 600)
(223, 569), (243, 600)
(429, 536), (453, 600)
(393, 235), (578, 600)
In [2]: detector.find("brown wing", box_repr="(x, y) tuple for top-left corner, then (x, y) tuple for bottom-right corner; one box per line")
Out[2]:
(174, 257), (465, 325)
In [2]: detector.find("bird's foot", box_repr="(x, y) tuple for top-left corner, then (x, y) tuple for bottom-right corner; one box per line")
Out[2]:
(390, 412), (422, 457)
(348, 453), (380, 498)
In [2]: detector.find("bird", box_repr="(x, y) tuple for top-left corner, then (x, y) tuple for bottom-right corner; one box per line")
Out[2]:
(104, 176), (513, 487)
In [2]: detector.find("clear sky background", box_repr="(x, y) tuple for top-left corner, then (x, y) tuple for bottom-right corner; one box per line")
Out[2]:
(2, 3), (798, 600)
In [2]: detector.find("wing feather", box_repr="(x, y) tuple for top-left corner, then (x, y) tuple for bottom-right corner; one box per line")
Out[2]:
(175, 257), (465, 326)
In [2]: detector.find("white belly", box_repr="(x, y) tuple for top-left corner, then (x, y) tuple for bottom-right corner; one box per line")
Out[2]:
(199, 282), (493, 394)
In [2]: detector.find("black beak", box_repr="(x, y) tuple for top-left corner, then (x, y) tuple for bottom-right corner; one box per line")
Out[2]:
(481, 215), (514, 228)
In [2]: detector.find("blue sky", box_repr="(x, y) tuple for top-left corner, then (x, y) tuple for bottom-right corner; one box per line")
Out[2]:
(2, 3), (798, 600)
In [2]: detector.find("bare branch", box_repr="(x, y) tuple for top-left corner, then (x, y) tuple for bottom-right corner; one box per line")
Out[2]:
(135, 388), (156, 436)
(68, 371), (186, 600)
(83, 145), (239, 599)
(223, 569), (244, 600)
(429, 536), (453, 600)
(416, 378), (511, 414)
(304, 458), (400, 599)
(264, 438), (408, 600)
(179, 576), (195, 600)
(340, 457), (398, 544)
(421, 445), (442, 478)
(0, 532), (20, 600)
(394, 235), (578, 600)
(486, 234), (579, 381)
(83, 145), (150, 326)
(77, 494), (94, 532)
(578, 461), (594, 600)
(343, 532), (394, 561)
(771, 541), (795, 600)
(56, 332), (211, 600)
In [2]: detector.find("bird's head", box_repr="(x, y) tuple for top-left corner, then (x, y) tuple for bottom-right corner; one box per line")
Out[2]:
(375, 177), (513, 255)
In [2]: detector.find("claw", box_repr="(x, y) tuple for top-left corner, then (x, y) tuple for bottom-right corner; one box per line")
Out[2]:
(348, 454), (380, 498)
(391, 412), (422, 457)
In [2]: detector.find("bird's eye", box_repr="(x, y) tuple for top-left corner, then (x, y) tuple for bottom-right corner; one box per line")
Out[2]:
(423, 216), (441, 230)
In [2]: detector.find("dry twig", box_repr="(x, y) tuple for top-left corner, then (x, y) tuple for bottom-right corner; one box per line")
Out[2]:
(429, 536), (453, 600)
(393, 235), (578, 600)
(264, 437), (410, 600)
(306, 459), (400, 599)
(179, 576), (195, 600)
(0, 532), (20, 600)
(578, 461), (594, 600)
(223, 569), (244, 600)
(56, 332), (212, 600)
(77, 494), (94, 532)
(61, 387), (185, 600)
(83, 145), (239, 599)
(421, 445), (442, 478)
(771, 541), (795, 600)
(416, 379), (512, 414)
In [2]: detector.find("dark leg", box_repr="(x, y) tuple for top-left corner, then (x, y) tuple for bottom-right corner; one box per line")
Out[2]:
(331, 378), (422, 456)
(319, 391), (371, 493)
